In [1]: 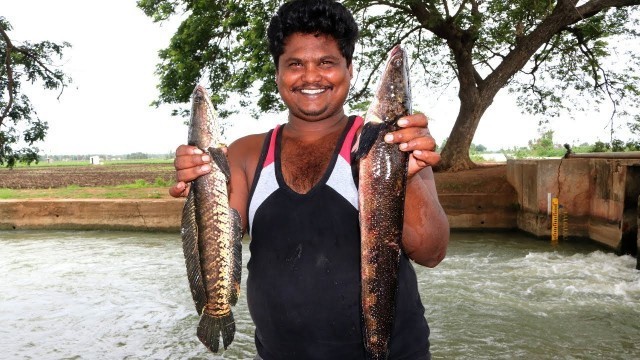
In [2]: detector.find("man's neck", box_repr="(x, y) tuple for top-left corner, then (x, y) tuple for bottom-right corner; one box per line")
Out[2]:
(285, 113), (348, 142)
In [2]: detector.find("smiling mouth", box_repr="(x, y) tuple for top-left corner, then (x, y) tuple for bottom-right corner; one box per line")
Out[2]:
(297, 87), (330, 95)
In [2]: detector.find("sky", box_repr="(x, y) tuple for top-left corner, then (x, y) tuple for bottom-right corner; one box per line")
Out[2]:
(2, 0), (631, 156)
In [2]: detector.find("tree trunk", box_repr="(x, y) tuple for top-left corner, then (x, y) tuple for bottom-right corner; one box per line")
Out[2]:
(431, 0), (640, 172)
(436, 90), (492, 172)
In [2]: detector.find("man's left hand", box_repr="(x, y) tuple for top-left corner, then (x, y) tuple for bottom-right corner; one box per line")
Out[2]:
(384, 113), (440, 178)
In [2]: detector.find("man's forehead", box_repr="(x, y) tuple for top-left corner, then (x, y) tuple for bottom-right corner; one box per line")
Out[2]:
(281, 32), (342, 55)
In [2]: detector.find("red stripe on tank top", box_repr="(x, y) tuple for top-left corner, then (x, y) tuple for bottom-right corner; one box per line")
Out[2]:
(340, 116), (364, 164)
(263, 124), (280, 168)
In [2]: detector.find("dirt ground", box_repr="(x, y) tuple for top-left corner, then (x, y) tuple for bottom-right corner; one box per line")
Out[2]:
(0, 162), (510, 194)
(0, 163), (175, 189)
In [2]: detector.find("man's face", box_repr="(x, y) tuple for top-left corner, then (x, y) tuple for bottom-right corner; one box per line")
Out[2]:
(276, 33), (353, 122)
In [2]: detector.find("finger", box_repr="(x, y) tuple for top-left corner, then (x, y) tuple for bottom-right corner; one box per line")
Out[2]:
(176, 165), (211, 184)
(169, 181), (190, 198)
(386, 128), (429, 145)
(174, 152), (211, 171)
(397, 134), (437, 153)
(397, 113), (428, 128)
(176, 144), (203, 156)
(411, 149), (441, 167)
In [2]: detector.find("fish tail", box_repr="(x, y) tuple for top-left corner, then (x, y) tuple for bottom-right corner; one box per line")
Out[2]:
(197, 311), (236, 353)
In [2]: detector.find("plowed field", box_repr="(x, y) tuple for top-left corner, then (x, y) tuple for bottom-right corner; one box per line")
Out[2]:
(0, 162), (509, 194)
(0, 163), (175, 189)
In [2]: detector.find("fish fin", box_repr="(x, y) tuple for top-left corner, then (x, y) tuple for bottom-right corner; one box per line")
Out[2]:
(181, 190), (207, 315)
(197, 311), (236, 353)
(208, 147), (231, 180)
(228, 208), (243, 306)
(352, 122), (386, 161)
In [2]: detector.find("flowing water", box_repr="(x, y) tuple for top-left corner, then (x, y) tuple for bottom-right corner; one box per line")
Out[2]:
(1, 230), (638, 359)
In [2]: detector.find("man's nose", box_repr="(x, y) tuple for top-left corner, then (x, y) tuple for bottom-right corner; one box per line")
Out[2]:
(302, 64), (322, 83)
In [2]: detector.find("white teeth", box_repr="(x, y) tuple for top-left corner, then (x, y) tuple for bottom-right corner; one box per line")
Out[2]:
(300, 88), (325, 95)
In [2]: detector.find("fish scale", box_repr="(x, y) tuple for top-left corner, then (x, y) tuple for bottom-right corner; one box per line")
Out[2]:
(181, 85), (243, 354)
(354, 45), (412, 360)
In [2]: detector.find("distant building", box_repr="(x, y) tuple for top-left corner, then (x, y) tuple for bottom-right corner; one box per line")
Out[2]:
(89, 156), (101, 165)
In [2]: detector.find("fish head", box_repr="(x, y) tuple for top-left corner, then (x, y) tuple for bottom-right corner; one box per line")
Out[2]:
(188, 85), (220, 150)
(365, 45), (412, 125)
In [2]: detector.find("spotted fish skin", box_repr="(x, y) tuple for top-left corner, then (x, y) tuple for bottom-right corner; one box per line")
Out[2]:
(181, 85), (242, 353)
(354, 45), (411, 360)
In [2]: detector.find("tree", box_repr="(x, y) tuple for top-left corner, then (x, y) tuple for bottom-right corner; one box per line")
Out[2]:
(138, 0), (640, 171)
(0, 17), (71, 167)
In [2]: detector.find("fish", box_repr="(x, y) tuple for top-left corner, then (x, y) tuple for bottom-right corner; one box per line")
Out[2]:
(353, 45), (412, 360)
(180, 84), (243, 353)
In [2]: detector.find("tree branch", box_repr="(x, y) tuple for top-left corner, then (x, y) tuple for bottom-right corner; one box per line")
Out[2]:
(441, 0), (451, 18)
(14, 45), (67, 100)
(483, 0), (640, 100)
(452, 0), (470, 19)
(0, 26), (15, 126)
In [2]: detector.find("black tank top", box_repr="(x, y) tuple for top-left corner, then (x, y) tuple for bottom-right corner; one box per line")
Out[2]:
(246, 116), (430, 359)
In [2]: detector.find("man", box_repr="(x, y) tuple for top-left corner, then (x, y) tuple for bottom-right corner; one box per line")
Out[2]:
(170, 0), (449, 358)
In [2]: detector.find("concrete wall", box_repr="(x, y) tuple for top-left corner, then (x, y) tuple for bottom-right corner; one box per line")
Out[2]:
(0, 199), (184, 232)
(0, 193), (519, 233)
(438, 193), (517, 230)
(507, 158), (640, 250)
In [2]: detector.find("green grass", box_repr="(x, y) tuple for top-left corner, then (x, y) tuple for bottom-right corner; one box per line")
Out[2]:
(0, 178), (175, 200)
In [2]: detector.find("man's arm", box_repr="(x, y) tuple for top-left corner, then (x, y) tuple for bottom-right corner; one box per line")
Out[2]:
(402, 167), (449, 267)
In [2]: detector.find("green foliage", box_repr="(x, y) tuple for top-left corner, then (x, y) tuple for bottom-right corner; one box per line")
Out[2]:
(116, 178), (174, 189)
(137, 0), (282, 118)
(153, 177), (171, 187)
(0, 17), (71, 168)
(125, 152), (149, 160)
(469, 153), (486, 162)
(469, 143), (488, 154)
(138, 1), (640, 170)
(592, 140), (609, 152)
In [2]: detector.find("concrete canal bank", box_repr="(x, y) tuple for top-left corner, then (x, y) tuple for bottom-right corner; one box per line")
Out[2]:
(0, 193), (518, 233)
(0, 199), (183, 232)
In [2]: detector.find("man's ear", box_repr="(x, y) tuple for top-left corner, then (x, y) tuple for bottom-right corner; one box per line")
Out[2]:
(349, 63), (353, 79)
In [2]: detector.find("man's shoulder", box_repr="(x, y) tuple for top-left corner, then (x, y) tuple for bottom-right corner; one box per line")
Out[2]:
(229, 132), (268, 151)
(227, 132), (270, 165)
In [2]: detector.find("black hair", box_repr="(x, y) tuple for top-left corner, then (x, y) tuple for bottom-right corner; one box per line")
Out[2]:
(267, 0), (359, 69)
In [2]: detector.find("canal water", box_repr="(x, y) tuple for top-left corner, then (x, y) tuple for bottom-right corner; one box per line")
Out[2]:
(1, 230), (638, 359)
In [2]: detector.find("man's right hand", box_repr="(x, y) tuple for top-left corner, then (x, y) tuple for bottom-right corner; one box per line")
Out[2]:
(169, 145), (212, 198)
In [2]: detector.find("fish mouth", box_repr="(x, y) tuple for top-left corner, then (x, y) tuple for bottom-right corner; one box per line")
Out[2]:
(389, 44), (403, 57)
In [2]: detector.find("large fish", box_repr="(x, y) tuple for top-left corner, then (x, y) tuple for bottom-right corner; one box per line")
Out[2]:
(354, 45), (412, 360)
(181, 85), (243, 353)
